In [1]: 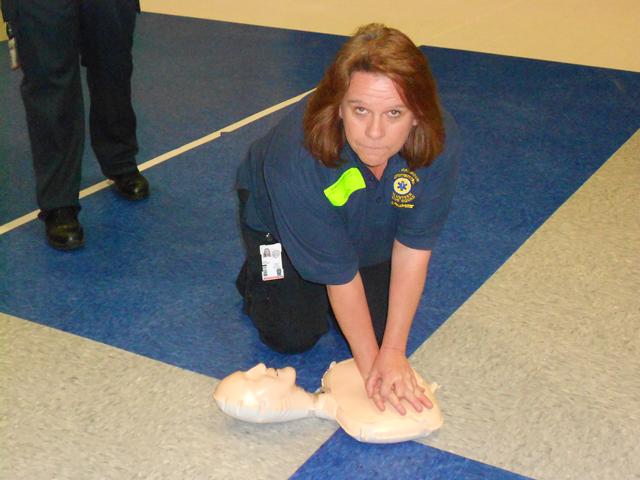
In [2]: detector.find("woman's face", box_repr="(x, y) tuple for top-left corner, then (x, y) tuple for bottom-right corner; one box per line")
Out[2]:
(339, 71), (417, 178)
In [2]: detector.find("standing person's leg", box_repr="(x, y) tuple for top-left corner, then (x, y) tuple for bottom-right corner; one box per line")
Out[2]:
(15, 0), (85, 249)
(80, 0), (148, 200)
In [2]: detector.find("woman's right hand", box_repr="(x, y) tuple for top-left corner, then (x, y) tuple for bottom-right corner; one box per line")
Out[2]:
(365, 346), (432, 415)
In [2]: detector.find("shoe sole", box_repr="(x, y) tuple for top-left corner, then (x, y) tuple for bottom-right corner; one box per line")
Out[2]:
(113, 186), (150, 201)
(47, 237), (85, 251)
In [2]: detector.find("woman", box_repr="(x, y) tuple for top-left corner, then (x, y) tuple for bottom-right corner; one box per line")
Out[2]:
(236, 23), (460, 415)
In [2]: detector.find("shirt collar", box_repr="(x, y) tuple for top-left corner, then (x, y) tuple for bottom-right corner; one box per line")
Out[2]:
(342, 141), (404, 181)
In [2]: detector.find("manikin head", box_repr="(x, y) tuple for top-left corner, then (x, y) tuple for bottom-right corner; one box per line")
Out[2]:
(213, 363), (313, 423)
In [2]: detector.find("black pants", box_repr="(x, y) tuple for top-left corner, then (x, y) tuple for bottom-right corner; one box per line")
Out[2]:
(236, 191), (391, 354)
(12, 0), (139, 213)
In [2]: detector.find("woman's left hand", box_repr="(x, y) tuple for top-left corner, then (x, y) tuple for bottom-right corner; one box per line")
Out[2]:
(365, 346), (433, 415)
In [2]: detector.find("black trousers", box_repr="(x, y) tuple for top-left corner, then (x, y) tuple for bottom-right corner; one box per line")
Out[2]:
(236, 190), (391, 354)
(12, 0), (139, 213)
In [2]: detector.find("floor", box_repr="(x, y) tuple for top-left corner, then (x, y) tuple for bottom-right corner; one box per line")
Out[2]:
(1, 2), (639, 479)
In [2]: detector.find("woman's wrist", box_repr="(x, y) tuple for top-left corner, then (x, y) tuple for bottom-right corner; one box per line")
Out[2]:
(353, 345), (379, 379)
(379, 338), (407, 356)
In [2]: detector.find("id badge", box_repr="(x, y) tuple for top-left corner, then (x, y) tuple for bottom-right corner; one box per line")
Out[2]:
(260, 243), (284, 281)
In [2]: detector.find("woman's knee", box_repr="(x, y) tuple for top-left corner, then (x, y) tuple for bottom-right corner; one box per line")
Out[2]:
(258, 328), (324, 354)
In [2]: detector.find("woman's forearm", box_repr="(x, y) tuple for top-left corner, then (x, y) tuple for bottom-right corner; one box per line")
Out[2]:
(326, 273), (379, 377)
(382, 240), (431, 353)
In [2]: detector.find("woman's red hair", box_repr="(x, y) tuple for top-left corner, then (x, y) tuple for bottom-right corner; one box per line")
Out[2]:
(303, 23), (445, 170)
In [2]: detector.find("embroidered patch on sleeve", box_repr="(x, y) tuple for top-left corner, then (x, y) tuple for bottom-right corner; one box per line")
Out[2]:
(323, 167), (366, 207)
(391, 168), (419, 208)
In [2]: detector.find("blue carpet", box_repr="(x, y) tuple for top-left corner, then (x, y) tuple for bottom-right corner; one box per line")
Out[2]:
(1, 15), (639, 393)
(291, 429), (532, 480)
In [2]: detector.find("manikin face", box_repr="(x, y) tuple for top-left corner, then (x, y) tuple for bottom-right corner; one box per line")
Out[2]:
(242, 363), (297, 399)
(213, 363), (312, 423)
(339, 72), (417, 178)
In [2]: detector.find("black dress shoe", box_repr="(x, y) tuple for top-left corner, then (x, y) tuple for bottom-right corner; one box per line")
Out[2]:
(109, 171), (150, 200)
(43, 207), (84, 251)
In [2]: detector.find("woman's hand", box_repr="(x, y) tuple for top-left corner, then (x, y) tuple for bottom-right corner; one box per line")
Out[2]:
(365, 346), (432, 415)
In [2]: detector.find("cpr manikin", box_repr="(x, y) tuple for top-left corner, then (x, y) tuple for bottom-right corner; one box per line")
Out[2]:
(213, 359), (443, 443)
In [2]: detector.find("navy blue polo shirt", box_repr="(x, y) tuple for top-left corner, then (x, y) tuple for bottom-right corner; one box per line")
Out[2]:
(236, 97), (460, 285)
